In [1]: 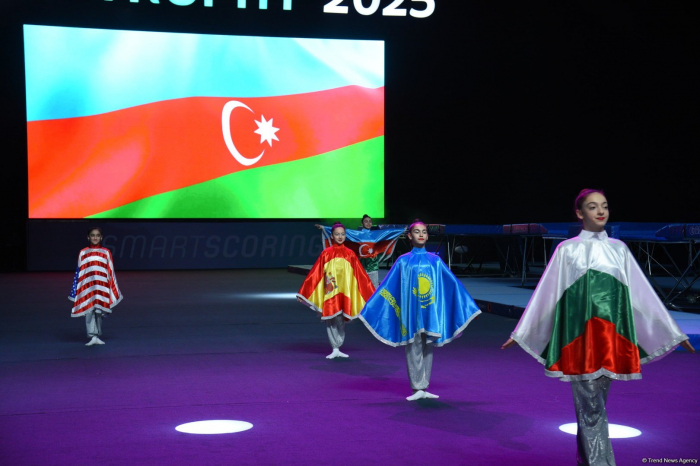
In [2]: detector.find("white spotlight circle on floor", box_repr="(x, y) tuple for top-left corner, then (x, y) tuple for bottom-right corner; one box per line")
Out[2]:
(559, 423), (641, 438)
(176, 420), (253, 434)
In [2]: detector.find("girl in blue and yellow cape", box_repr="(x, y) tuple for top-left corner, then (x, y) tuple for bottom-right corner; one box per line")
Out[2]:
(297, 222), (376, 359)
(359, 219), (481, 400)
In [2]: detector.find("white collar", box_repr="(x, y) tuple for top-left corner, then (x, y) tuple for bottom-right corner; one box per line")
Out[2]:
(578, 229), (608, 241)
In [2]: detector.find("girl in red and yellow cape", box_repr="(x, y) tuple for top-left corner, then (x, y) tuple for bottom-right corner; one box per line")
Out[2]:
(68, 227), (123, 346)
(502, 189), (694, 466)
(297, 222), (375, 359)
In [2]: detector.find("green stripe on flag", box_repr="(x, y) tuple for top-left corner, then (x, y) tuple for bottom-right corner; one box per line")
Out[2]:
(88, 137), (384, 219)
(543, 269), (637, 368)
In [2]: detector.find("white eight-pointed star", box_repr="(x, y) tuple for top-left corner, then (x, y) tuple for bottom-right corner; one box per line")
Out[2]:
(254, 115), (280, 147)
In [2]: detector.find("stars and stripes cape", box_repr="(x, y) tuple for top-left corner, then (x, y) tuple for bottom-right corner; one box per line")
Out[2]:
(359, 247), (481, 346)
(320, 226), (404, 270)
(69, 246), (123, 317)
(511, 230), (688, 381)
(297, 243), (375, 320)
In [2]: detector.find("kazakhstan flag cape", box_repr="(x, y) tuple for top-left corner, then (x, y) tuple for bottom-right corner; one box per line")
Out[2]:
(511, 230), (688, 381)
(360, 247), (481, 346)
(297, 243), (375, 320)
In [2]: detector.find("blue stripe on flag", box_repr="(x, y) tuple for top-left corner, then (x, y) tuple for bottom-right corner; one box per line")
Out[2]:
(24, 25), (384, 121)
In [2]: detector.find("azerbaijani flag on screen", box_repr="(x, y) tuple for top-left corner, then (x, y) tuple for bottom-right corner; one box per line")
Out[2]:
(24, 25), (384, 219)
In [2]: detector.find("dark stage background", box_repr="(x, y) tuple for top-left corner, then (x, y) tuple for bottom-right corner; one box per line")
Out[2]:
(1, 1), (698, 271)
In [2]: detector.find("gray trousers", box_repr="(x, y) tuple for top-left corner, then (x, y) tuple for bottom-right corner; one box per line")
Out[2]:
(405, 333), (433, 390)
(367, 271), (379, 288)
(571, 377), (615, 466)
(326, 314), (346, 349)
(85, 310), (103, 338)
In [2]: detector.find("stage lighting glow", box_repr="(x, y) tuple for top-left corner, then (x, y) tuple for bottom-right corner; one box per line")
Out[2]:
(559, 423), (641, 438)
(244, 292), (299, 299)
(176, 420), (253, 434)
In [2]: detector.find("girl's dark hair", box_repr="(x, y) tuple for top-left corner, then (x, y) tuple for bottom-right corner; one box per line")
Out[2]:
(407, 219), (426, 233)
(362, 214), (371, 221)
(331, 222), (345, 233)
(87, 227), (103, 236)
(574, 189), (605, 214)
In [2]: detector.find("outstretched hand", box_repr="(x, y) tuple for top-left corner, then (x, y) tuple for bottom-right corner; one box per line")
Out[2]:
(314, 224), (323, 230)
(680, 340), (695, 353)
(501, 338), (517, 350)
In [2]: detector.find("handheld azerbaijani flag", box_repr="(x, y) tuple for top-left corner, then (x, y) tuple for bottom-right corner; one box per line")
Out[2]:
(25, 25), (384, 219)
(321, 226), (404, 263)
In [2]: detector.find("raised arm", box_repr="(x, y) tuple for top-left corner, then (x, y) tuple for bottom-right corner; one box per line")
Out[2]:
(626, 246), (690, 361)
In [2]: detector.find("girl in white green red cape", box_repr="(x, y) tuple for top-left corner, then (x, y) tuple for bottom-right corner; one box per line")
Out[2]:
(297, 222), (375, 359)
(502, 189), (694, 466)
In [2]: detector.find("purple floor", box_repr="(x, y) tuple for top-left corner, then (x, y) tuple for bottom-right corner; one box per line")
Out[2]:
(1, 270), (698, 465)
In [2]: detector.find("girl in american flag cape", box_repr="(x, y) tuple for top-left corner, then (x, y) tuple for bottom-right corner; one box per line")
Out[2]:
(69, 227), (123, 346)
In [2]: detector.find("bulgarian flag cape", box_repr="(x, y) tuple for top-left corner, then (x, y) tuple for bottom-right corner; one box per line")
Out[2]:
(511, 230), (688, 381)
(297, 243), (375, 320)
(320, 226), (404, 263)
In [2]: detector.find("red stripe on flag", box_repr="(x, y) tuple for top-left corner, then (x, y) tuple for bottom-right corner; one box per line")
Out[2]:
(343, 239), (397, 259)
(319, 293), (354, 319)
(73, 289), (112, 308)
(81, 260), (109, 269)
(76, 272), (109, 285)
(548, 317), (641, 375)
(29, 86), (384, 218)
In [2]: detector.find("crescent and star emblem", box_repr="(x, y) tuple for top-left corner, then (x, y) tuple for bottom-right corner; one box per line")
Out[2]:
(221, 100), (280, 166)
(358, 243), (374, 258)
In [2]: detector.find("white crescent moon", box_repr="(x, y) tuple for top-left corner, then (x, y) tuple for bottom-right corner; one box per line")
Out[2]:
(358, 244), (371, 258)
(222, 101), (264, 166)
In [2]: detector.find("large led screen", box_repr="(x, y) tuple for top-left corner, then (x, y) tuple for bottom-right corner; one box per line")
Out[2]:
(25, 25), (384, 219)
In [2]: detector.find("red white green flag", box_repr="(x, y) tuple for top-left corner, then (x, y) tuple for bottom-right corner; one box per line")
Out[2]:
(511, 231), (688, 381)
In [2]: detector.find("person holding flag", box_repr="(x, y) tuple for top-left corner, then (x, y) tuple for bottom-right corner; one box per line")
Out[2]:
(357, 214), (381, 287)
(359, 219), (481, 401)
(315, 216), (404, 287)
(69, 227), (123, 346)
(502, 189), (694, 465)
(297, 223), (376, 359)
